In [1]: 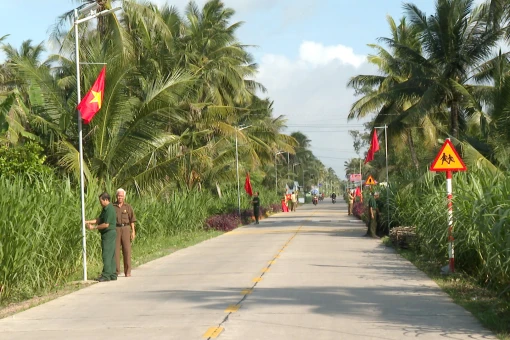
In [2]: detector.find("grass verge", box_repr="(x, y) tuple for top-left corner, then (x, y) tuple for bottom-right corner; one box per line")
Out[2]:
(381, 237), (510, 340)
(0, 229), (223, 319)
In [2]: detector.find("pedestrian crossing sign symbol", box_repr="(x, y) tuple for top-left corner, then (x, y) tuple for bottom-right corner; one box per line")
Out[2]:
(430, 139), (467, 172)
(365, 175), (376, 185)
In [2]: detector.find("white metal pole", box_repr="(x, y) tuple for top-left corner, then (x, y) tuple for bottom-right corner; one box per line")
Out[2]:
(446, 169), (454, 272)
(287, 152), (289, 180)
(236, 129), (241, 216)
(275, 153), (278, 195)
(385, 125), (390, 233)
(75, 9), (88, 282)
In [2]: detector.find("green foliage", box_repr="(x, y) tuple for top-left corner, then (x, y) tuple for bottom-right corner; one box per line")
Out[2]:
(392, 168), (510, 294)
(0, 173), (281, 303)
(0, 142), (51, 177)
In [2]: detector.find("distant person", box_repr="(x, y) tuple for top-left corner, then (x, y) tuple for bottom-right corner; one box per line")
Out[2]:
(252, 192), (261, 224)
(364, 192), (379, 238)
(85, 192), (117, 282)
(348, 189), (354, 215)
(281, 194), (289, 212)
(290, 191), (297, 211)
(114, 188), (136, 277)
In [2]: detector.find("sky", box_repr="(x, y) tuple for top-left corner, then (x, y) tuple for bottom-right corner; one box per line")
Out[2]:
(0, 0), (459, 180)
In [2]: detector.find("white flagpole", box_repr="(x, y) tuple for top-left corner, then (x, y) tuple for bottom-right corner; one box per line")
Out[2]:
(375, 125), (390, 233)
(384, 125), (390, 232)
(75, 9), (88, 282)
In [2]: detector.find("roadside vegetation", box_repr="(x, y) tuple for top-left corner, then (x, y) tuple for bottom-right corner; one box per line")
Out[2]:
(345, 0), (510, 337)
(0, 0), (341, 306)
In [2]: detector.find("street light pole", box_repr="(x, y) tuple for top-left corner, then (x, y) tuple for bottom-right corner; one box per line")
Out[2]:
(74, 8), (87, 282)
(302, 167), (305, 192)
(74, 4), (121, 282)
(235, 125), (251, 215)
(275, 151), (283, 195)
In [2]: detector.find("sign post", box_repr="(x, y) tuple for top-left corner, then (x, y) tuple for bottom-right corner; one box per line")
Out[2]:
(429, 138), (467, 273)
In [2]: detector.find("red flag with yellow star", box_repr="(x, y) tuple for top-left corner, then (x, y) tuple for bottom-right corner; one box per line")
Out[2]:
(77, 67), (105, 124)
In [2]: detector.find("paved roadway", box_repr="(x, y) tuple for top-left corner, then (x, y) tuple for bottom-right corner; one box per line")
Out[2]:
(0, 200), (495, 339)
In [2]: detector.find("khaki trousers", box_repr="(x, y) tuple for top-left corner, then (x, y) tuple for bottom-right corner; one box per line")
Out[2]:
(115, 225), (132, 276)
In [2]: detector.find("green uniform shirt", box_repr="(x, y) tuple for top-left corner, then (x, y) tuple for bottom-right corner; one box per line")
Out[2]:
(98, 203), (116, 234)
(252, 196), (260, 209)
(368, 196), (377, 219)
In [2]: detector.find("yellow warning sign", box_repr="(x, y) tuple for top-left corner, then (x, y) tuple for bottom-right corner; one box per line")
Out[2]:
(430, 139), (467, 172)
(365, 175), (377, 185)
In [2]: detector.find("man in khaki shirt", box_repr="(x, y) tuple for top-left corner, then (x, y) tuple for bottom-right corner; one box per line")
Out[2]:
(113, 188), (136, 277)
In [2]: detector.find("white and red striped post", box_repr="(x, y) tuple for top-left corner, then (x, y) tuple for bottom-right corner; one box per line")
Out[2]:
(446, 170), (454, 273)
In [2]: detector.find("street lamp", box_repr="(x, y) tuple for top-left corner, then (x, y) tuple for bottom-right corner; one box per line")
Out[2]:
(275, 151), (284, 194)
(292, 162), (301, 190)
(74, 4), (121, 282)
(235, 125), (251, 216)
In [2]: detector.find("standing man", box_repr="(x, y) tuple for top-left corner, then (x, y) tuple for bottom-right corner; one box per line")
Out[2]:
(290, 191), (297, 211)
(86, 192), (117, 282)
(114, 188), (136, 277)
(348, 189), (354, 215)
(365, 192), (379, 238)
(252, 192), (261, 224)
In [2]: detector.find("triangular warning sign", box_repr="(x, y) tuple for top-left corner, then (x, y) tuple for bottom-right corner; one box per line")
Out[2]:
(365, 175), (377, 185)
(430, 139), (467, 172)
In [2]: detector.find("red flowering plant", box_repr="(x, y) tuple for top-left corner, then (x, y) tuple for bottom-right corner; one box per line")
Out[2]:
(352, 202), (367, 221)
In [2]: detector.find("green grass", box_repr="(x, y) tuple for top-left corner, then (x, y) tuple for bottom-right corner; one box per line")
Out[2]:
(392, 245), (510, 340)
(0, 173), (279, 305)
(1, 229), (222, 317)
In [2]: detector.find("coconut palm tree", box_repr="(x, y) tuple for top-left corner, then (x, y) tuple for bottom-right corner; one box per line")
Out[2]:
(399, 0), (503, 138)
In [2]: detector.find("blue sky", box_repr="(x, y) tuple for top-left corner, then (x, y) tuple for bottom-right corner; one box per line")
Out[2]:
(0, 0), (443, 180)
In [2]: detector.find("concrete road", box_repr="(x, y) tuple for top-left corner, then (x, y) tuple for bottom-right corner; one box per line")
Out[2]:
(0, 200), (495, 339)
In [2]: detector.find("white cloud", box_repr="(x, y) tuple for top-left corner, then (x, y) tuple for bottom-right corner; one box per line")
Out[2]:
(299, 41), (366, 68)
(256, 41), (375, 179)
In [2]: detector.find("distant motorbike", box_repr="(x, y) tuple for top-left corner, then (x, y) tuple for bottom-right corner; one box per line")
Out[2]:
(332, 198), (336, 203)
(318, 195), (324, 201)
(312, 196), (318, 205)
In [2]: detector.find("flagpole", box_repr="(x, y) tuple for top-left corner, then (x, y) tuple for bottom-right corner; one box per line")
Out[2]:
(235, 125), (252, 215)
(75, 9), (88, 282)
(235, 128), (240, 216)
(384, 125), (389, 233)
(374, 125), (390, 234)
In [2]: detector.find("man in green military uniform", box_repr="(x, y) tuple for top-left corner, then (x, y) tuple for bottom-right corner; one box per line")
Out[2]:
(252, 191), (260, 224)
(86, 192), (117, 282)
(364, 192), (379, 238)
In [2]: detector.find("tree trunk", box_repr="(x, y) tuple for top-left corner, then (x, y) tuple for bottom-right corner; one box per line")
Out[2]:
(450, 101), (459, 138)
(407, 129), (419, 170)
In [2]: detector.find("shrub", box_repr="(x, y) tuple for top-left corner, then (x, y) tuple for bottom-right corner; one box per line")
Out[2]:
(0, 142), (51, 177)
(353, 201), (366, 219)
(205, 213), (241, 232)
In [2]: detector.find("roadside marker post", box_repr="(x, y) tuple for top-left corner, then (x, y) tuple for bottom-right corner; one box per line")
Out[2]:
(429, 138), (467, 273)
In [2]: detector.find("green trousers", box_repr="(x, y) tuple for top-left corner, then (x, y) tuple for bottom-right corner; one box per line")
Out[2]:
(254, 207), (260, 223)
(101, 229), (117, 280)
(367, 217), (377, 237)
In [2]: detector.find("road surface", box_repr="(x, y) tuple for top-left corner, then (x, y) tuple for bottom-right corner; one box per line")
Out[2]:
(0, 200), (495, 339)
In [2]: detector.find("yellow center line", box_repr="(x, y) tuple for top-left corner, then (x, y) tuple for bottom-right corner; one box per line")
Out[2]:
(203, 327), (224, 338)
(203, 212), (317, 339)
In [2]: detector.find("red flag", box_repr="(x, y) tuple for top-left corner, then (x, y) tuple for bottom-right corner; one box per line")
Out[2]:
(244, 172), (253, 197)
(77, 66), (106, 124)
(364, 130), (380, 164)
(355, 187), (361, 197)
